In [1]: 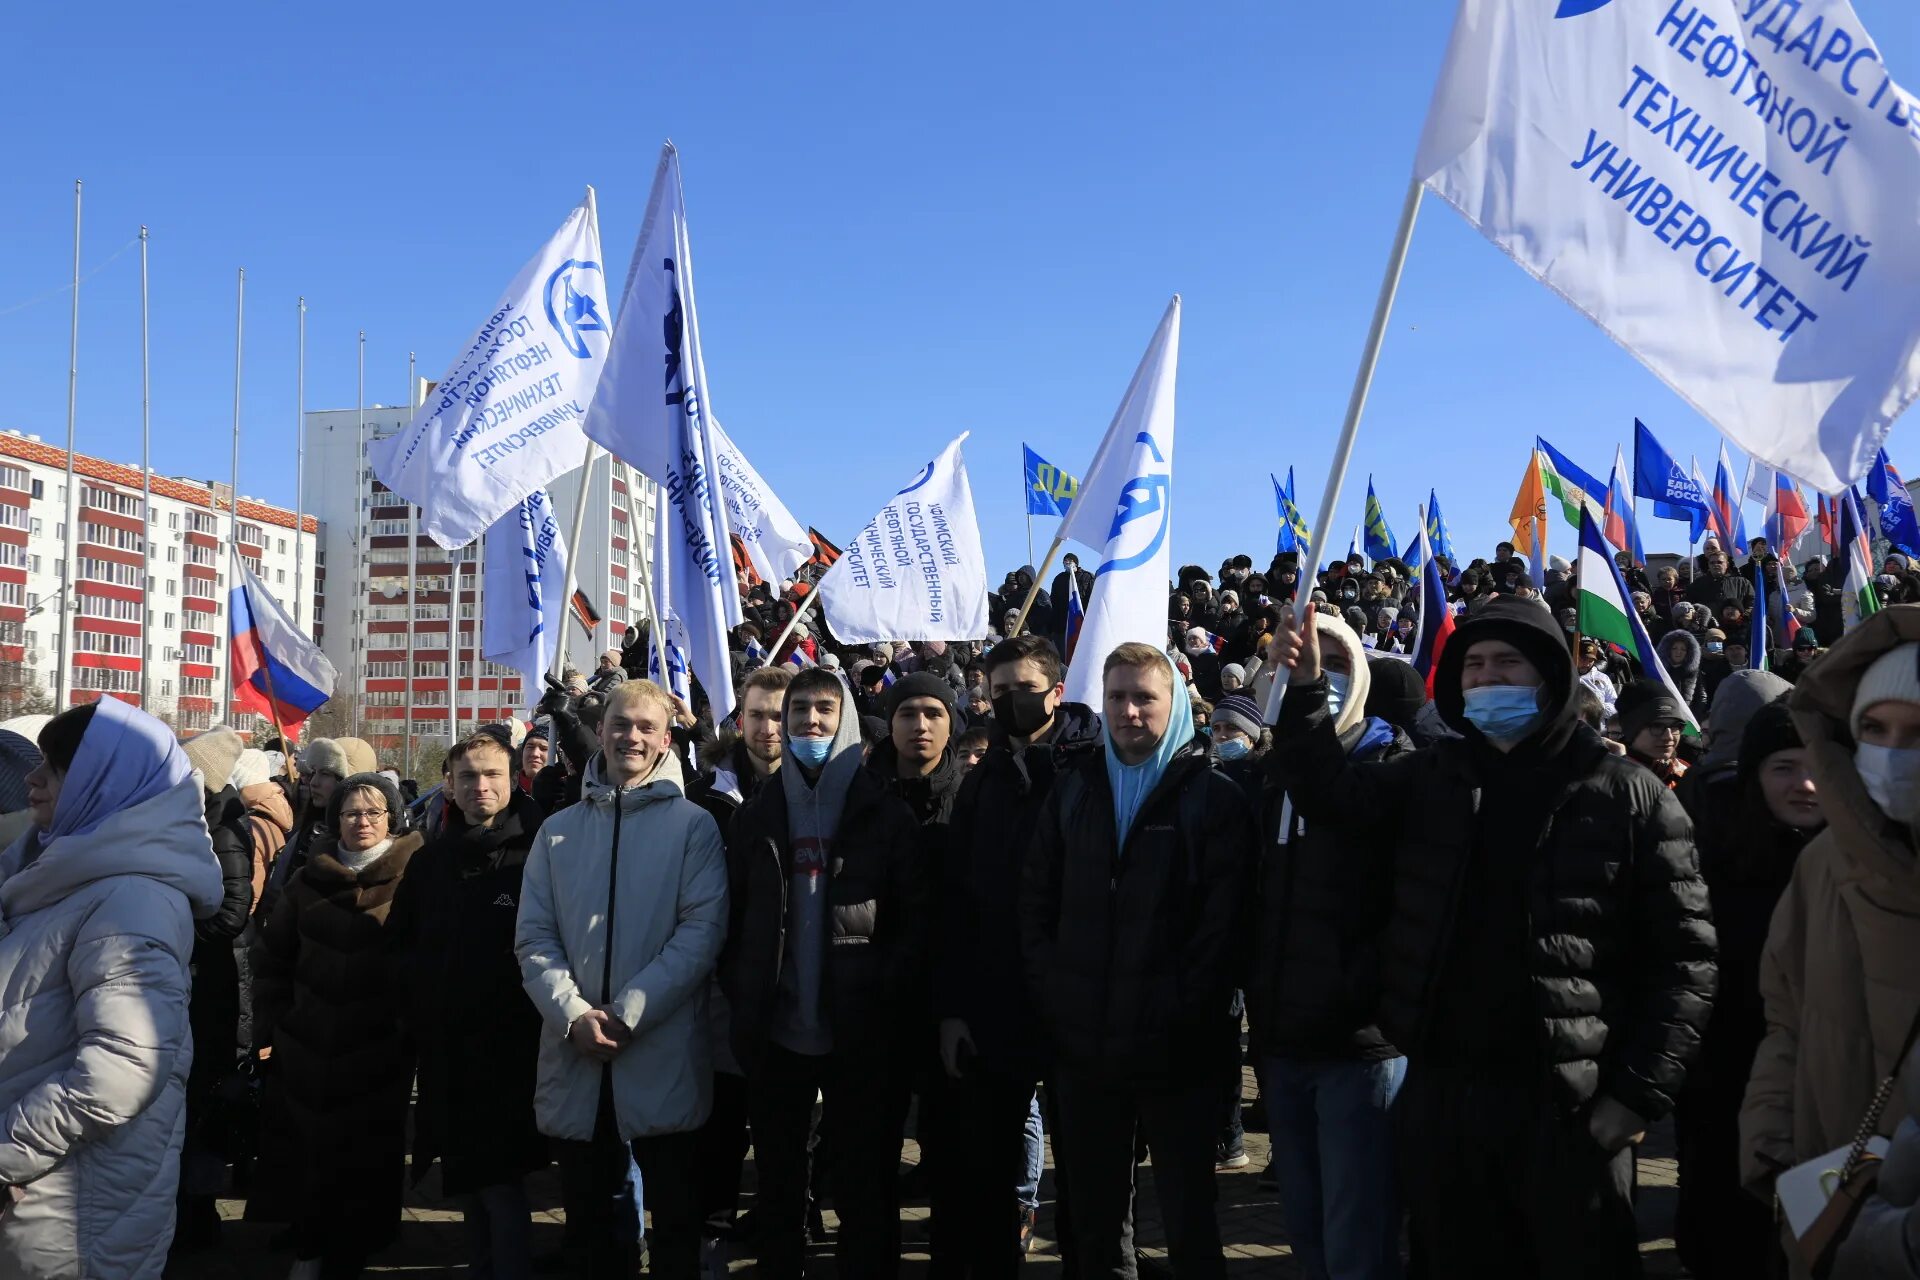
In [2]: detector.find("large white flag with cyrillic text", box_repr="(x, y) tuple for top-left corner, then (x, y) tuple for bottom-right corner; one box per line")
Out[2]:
(1416, 0), (1920, 493)
(372, 195), (610, 548)
(711, 419), (813, 586)
(582, 143), (740, 721)
(816, 433), (989, 643)
(481, 487), (569, 707)
(1060, 297), (1180, 707)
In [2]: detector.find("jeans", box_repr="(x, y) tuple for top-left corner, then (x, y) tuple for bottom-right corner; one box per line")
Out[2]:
(554, 1071), (702, 1280)
(457, 1180), (532, 1280)
(1019, 1091), (1044, 1212)
(1051, 1066), (1224, 1280)
(1258, 1056), (1406, 1280)
(748, 1042), (910, 1280)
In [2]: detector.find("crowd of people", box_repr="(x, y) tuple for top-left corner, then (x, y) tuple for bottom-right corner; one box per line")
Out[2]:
(2, 528), (1920, 1280)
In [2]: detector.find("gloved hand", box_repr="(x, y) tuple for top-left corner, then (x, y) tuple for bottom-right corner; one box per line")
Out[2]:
(538, 675), (573, 720)
(1586, 1096), (1648, 1154)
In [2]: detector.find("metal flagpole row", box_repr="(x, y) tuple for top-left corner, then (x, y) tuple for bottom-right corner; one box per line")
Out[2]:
(139, 227), (152, 712)
(404, 353), (417, 780)
(55, 180), (81, 711)
(223, 268), (244, 723)
(352, 330), (366, 738)
(293, 299), (306, 633)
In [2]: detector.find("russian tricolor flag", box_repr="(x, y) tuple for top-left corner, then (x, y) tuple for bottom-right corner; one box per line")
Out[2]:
(1408, 510), (1454, 695)
(1064, 569), (1085, 662)
(1765, 471), (1811, 555)
(228, 551), (336, 735)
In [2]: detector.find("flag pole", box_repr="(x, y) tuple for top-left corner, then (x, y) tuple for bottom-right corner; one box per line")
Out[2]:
(1264, 176), (1425, 724)
(224, 267), (245, 726)
(624, 466), (670, 684)
(403, 351), (416, 781)
(554, 441), (600, 679)
(1008, 532), (1066, 638)
(764, 590), (820, 663)
(352, 329), (366, 738)
(55, 180), (81, 712)
(1026, 511), (1034, 570)
(139, 226), (152, 712)
(293, 298), (306, 630)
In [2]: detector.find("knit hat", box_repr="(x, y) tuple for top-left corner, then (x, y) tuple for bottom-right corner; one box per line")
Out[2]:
(1220, 663), (1247, 686)
(819, 652), (843, 672)
(1365, 656), (1428, 736)
(1617, 678), (1688, 743)
(335, 737), (380, 776)
(1211, 693), (1264, 743)
(181, 726), (245, 792)
(884, 672), (957, 721)
(301, 737), (351, 779)
(228, 748), (275, 791)
(1850, 641), (1920, 737)
(1737, 700), (1804, 791)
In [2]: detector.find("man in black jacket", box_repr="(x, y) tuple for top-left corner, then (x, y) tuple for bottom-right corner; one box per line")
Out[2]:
(1048, 553), (1095, 652)
(867, 672), (965, 827)
(392, 733), (547, 1280)
(934, 636), (1101, 1275)
(1020, 642), (1255, 1280)
(1268, 595), (1717, 1277)
(1686, 545), (1756, 617)
(720, 667), (927, 1280)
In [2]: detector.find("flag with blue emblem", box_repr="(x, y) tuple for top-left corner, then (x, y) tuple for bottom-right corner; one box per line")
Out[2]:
(1024, 445), (1079, 518)
(481, 487), (570, 706)
(1633, 419), (1708, 542)
(370, 193), (610, 549)
(1273, 470), (1311, 557)
(1866, 449), (1920, 557)
(1425, 490), (1458, 571)
(1059, 297), (1180, 706)
(1363, 478), (1397, 564)
(647, 612), (694, 705)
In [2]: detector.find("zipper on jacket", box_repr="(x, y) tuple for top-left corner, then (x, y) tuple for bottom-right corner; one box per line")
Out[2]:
(768, 835), (787, 985)
(601, 785), (625, 1005)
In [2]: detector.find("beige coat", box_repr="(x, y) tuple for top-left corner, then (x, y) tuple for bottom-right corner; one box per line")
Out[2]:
(1740, 608), (1920, 1214)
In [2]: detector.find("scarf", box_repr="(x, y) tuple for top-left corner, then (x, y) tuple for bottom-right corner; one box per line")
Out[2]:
(1104, 652), (1195, 848)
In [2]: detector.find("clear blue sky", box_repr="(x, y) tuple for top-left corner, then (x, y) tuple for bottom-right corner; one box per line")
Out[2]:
(4, 1), (1917, 582)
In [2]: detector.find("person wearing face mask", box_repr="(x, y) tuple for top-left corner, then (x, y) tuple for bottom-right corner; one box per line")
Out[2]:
(722, 668), (925, 1280)
(1246, 612), (1414, 1280)
(1208, 692), (1268, 801)
(1269, 595), (1716, 1277)
(1185, 626), (1223, 701)
(1672, 703), (1823, 1280)
(1020, 644), (1254, 1280)
(935, 636), (1102, 1273)
(1740, 613), (1920, 1234)
(1216, 590), (1256, 667)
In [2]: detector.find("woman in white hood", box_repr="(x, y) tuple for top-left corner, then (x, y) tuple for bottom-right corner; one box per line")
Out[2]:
(0, 698), (223, 1278)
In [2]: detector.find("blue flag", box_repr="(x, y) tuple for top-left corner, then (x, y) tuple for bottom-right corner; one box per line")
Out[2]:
(1023, 444), (1079, 518)
(1425, 490), (1458, 571)
(1363, 477), (1398, 563)
(1749, 556), (1770, 671)
(1273, 469), (1310, 555)
(1866, 449), (1920, 557)
(1632, 419), (1708, 540)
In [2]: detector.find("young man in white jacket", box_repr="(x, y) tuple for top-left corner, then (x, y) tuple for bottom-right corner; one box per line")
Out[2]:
(515, 680), (729, 1280)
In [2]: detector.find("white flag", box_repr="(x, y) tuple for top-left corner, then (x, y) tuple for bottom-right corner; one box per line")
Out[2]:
(1060, 297), (1181, 708)
(371, 195), (610, 548)
(711, 419), (813, 586)
(1417, 0), (1920, 493)
(482, 488), (569, 707)
(816, 433), (989, 643)
(584, 143), (739, 721)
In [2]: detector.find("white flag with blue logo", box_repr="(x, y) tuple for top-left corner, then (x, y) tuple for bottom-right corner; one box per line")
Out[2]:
(481, 487), (570, 707)
(371, 194), (610, 548)
(583, 143), (740, 721)
(815, 433), (989, 643)
(711, 418), (813, 586)
(1060, 297), (1180, 707)
(1417, 0), (1920, 493)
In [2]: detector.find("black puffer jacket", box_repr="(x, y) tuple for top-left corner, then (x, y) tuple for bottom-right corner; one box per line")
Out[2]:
(1246, 719), (1413, 1063)
(721, 764), (928, 1072)
(938, 704), (1102, 1081)
(865, 740), (965, 829)
(189, 786), (256, 1088)
(1273, 596), (1717, 1121)
(392, 791), (547, 1196)
(1018, 737), (1257, 1087)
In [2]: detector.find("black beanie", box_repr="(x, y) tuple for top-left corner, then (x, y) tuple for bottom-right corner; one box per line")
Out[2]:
(1365, 656), (1427, 736)
(1617, 678), (1687, 743)
(1736, 700), (1803, 790)
(884, 671), (958, 721)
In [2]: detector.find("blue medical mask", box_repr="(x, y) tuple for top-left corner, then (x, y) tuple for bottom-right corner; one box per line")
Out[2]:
(789, 736), (833, 768)
(1706, 641), (1725, 655)
(1325, 671), (1352, 719)
(1214, 737), (1251, 762)
(1855, 744), (1920, 824)
(1461, 684), (1544, 742)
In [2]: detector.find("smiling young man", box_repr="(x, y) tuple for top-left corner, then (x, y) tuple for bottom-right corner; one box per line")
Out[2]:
(514, 681), (729, 1280)
(1019, 641), (1255, 1280)
(720, 666), (926, 1280)
(1268, 595), (1716, 1277)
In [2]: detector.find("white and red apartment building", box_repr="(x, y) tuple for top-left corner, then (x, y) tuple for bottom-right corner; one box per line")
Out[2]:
(0, 429), (318, 731)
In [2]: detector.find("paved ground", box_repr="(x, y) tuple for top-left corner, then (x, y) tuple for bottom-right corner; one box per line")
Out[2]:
(170, 1067), (1692, 1277)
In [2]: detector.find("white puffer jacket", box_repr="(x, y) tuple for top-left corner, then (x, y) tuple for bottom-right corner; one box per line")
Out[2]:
(0, 779), (222, 1278)
(515, 751), (728, 1142)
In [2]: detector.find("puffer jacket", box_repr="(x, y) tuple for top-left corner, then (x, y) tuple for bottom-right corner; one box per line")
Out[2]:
(0, 778), (222, 1279)
(1740, 607), (1920, 1199)
(188, 785), (254, 1091)
(1273, 597), (1717, 1121)
(515, 751), (728, 1142)
(1018, 739), (1257, 1087)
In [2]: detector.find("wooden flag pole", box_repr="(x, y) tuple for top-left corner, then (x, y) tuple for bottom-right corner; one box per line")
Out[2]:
(1265, 176), (1425, 725)
(764, 590), (820, 664)
(1008, 533), (1066, 639)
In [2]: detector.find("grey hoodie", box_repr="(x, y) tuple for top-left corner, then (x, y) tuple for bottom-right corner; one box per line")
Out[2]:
(1697, 669), (1793, 780)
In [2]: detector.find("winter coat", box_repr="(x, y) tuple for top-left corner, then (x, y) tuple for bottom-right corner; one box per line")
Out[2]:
(233, 782), (295, 1066)
(0, 779), (222, 1279)
(1658, 627), (1707, 719)
(1272, 598), (1717, 1123)
(189, 786), (256, 1092)
(1019, 738), (1257, 1087)
(249, 831), (422, 1241)
(1687, 569), (1756, 616)
(685, 741), (776, 1078)
(1048, 566), (1093, 636)
(393, 792), (548, 1194)
(1741, 607), (1920, 1197)
(515, 752), (728, 1142)
(866, 740), (965, 831)
(1833, 1048), (1920, 1279)
(721, 757), (927, 1073)
(938, 704), (1101, 1083)
(1247, 717), (1413, 1063)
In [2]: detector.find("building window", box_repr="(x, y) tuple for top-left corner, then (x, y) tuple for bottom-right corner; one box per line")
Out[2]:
(30, 479), (44, 499)
(160, 679), (172, 697)
(0, 465), (25, 490)
(165, 581), (176, 596)
(277, 538), (286, 554)
(168, 512), (179, 530)
(29, 518), (40, 537)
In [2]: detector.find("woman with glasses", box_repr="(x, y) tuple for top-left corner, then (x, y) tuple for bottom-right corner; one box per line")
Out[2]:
(252, 772), (421, 1280)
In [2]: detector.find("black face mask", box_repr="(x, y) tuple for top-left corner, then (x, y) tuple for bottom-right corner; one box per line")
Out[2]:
(991, 689), (1054, 738)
